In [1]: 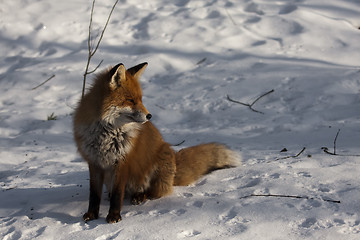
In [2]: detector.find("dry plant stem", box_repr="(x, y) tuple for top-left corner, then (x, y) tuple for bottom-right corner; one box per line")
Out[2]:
(172, 140), (185, 147)
(322, 129), (360, 156)
(333, 129), (340, 155)
(82, 0), (120, 99)
(240, 194), (341, 204)
(224, 8), (237, 26)
(32, 74), (55, 90)
(275, 147), (306, 161)
(227, 89), (274, 114)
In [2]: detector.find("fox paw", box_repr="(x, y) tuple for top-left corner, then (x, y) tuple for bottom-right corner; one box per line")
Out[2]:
(131, 192), (147, 205)
(83, 212), (98, 222)
(106, 212), (122, 223)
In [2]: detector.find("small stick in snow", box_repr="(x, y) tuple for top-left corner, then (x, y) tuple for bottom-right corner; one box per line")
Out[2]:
(31, 74), (55, 90)
(322, 129), (360, 157)
(275, 147), (306, 161)
(224, 8), (237, 26)
(172, 140), (185, 147)
(239, 194), (341, 204)
(155, 104), (166, 110)
(322, 129), (340, 155)
(3, 186), (17, 192)
(226, 89), (274, 114)
(196, 58), (207, 65)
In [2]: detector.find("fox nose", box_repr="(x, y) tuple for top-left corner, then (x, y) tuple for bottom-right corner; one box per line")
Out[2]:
(146, 114), (152, 120)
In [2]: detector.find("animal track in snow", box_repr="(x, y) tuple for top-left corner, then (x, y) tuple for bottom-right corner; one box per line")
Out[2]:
(300, 199), (322, 210)
(279, 4), (298, 15)
(177, 229), (201, 238)
(170, 208), (187, 216)
(0, 218), (23, 240)
(219, 206), (249, 228)
(300, 217), (317, 228)
(124, 210), (143, 218)
(1, 217), (17, 226)
(186, 200), (203, 208)
(242, 178), (261, 188)
(148, 209), (170, 217)
(180, 192), (193, 198)
(244, 2), (264, 15)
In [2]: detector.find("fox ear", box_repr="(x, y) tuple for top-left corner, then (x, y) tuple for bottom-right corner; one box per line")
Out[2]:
(110, 63), (126, 90)
(127, 62), (148, 80)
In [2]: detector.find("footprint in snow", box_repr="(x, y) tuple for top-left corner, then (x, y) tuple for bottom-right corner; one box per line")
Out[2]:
(219, 206), (249, 229)
(297, 171), (311, 178)
(148, 209), (169, 216)
(180, 192), (193, 198)
(186, 200), (203, 208)
(279, 4), (298, 15)
(1, 217), (17, 226)
(219, 206), (238, 222)
(244, 2), (264, 15)
(1, 225), (22, 240)
(300, 199), (322, 211)
(173, 0), (190, 7)
(170, 209), (187, 216)
(242, 178), (261, 188)
(124, 210), (143, 217)
(177, 229), (201, 239)
(300, 217), (317, 228)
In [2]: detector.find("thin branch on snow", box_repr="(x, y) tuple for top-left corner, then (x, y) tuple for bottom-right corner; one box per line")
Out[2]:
(226, 89), (274, 114)
(32, 74), (55, 90)
(322, 129), (360, 157)
(82, 0), (119, 99)
(239, 194), (341, 204)
(171, 140), (185, 147)
(155, 104), (166, 110)
(322, 129), (340, 155)
(196, 57), (207, 65)
(275, 147), (306, 161)
(2, 186), (17, 192)
(224, 8), (237, 26)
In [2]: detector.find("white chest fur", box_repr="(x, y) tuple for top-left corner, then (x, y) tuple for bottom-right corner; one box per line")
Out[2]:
(75, 121), (140, 169)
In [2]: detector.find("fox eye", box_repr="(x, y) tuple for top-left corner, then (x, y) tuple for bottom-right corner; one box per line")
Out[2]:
(126, 99), (135, 104)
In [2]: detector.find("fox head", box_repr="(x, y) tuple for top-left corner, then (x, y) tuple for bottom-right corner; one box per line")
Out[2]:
(101, 62), (152, 128)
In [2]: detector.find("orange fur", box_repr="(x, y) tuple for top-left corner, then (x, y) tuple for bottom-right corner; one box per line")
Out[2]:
(73, 62), (241, 223)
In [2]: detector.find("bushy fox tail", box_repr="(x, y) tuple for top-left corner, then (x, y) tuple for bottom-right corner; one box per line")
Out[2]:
(173, 143), (241, 186)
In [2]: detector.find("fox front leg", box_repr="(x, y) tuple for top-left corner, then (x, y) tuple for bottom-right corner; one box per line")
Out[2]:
(106, 167), (128, 223)
(83, 164), (104, 222)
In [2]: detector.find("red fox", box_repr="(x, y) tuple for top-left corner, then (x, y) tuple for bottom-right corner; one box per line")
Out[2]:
(73, 62), (241, 223)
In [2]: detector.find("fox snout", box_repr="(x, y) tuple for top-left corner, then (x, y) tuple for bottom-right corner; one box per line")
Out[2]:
(102, 106), (151, 127)
(134, 103), (151, 123)
(131, 110), (152, 123)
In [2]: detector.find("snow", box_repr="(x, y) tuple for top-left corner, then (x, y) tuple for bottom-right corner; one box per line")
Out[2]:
(1, 0), (360, 239)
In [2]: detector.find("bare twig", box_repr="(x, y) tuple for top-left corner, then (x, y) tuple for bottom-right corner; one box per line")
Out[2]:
(82, 0), (119, 99)
(172, 140), (185, 147)
(87, 60), (104, 75)
(321, 147), (335, 155)
(322, 129), (340, 155)
(239, 194), (340, 204)
(333, 129), (340, 155)
(155, 104), (166, 110)
(32, 74), (55, 90)
(275, 147), (306, 160)
(2, 186), (17, 192)
(322, 129), (360, 157)
(224, 8), (237, 26)
(227, 89), (274, 114)
(196, 58), (207, 65)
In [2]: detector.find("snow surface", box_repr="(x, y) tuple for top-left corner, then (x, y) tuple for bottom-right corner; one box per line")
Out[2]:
(1, 0), (360, 239)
